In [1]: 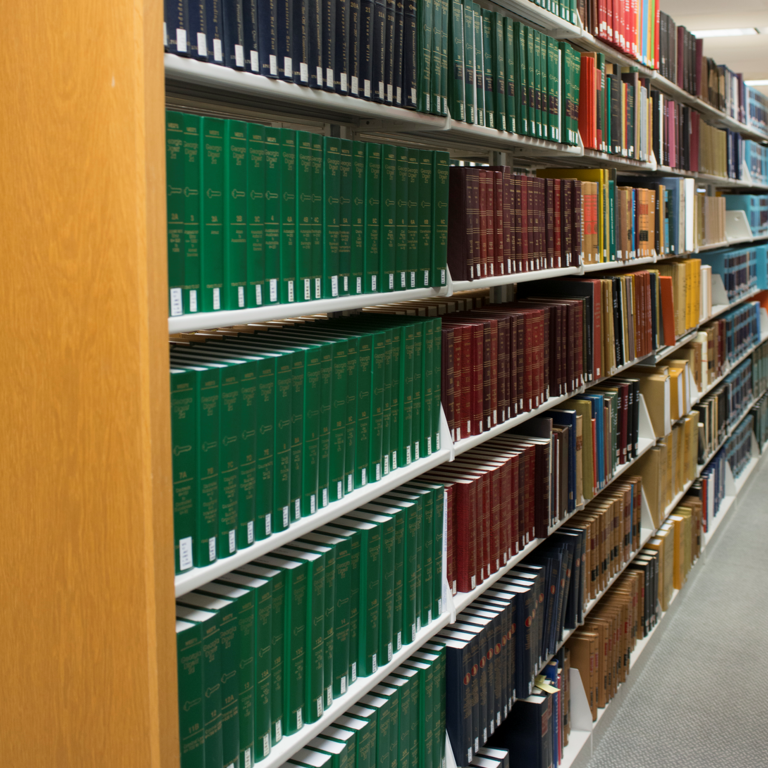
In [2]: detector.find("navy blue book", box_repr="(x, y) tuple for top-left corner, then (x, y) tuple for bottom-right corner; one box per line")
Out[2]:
(371, 0), (387, 102)
(307, 0), (323, 88)
(359, 0), (375, 99)
(384, 0), (396, 103)
(489, 693), (553, 768)
(393, 0), (405, 106)
(292, 0), (310, 85)
(205, 0), (225, 64)
(187, 0), (209, 59)
(242, 0), (258, 71)
(549, 408), (577, 513)
(256, 0), (277, 76)
(335, 0), (350, 94)
(223, 0), (245, 69)
(348, 0), (361, 96)
(439, 630), (477, 766)
(403, 0), (417, 108)
(322, 0), (336, 91)
(165, 0), (189, 55)
(275, 0), (294, 80)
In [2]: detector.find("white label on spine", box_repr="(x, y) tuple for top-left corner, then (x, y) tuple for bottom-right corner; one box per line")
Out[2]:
(424, 271), (430, 286)
(379, 82), (385, 100)
(314, 277), (321, 298)
(387, 84), (393, 102)
(269, 53), (277, 75)
(294, 500), (301, 520)
(197, 33), (207, 57)
(337, 480), (343, 499)
(209, 538), (217, 562)
(326, 687), (333, 708)
(287, 280), (294, 302)
(406, 446), (411, 464)
(436, 432), (440, 450)
(340, 677), (347, 694)
(170, 288), (182, 316)
(371, 655), (378, 673)
(388, 274), (394, 290)
(255, 284), (262, 305)
(284, 57), (293, 76)
(396, 86), (402, 104)
(214, 38), (223, 62)
(322, 488), (329, 507)
(246, 747), (254, 767)
(361, 468), (367, 485)
(235, 44), (244, 68)
(179, 537), (193, 571)
(415, 443), (420, 460)
(247, 521), (254, 544)
(387, 642), (393, 661)
(364, 80), (371, 98)
(371, 275), (377, 291)
(343, 275), (349, 293)
(392, 450), (397, 470)
(212, 287), (220, 310)
(356, 276), (362, 293)
(427, 436), (432, 454)
(250, 50), (259, 71)
(376, 463), (382, 481)
(341, 73), (348, 92)
(164, 22), (168, 47)
(176, 28), (188, 53)
(317, 67), (323, 87)
(400, 272), (406, 289)
(237, 286), (245, 307)
(347, 474), (353, 493)
(383, 455), (389, 475)
(411, 87), (417, 104)
(262, 736), (270, 756)
(327, 68), (334, 87)
(269, 279), (277, 302)
(316, 697), (323, 718)
(396, 631), (402, 651)
(265, 516), (271, 536)
(228, 529), (236, 553)
(351, 662), (357, 682)
(331, 275), (339, 297)
(416, 617), (421, 632)
(310, 494), (316, 515)
(275, 719), (282, 742)
(296, 709), (302, 730)
(282, 506), (289, 528)
(304, 279), (311, 301)
(300, 62), (309, 82)
(351, 75), (359, 94)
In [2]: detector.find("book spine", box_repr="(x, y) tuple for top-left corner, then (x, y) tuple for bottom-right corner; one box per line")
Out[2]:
(216, 601), (241, 768)
(406, 149), (420, 288)
(385, 0), (397, 102)
(350, 0), (362, 95)
(396, 145), (411, 290)
(432, 152), (450, 288)
(355, 336), (373, 487)
(263, 127), (281, 304)
(293, 0), (309, 82)
(404, 0), (418, 108)
(276, 0), (294, 79)
(330, 345), (348, 502)
(310, 133), (324, 299)
(373, 0), (388, 101)
(322, 0), (336, 90)
(323, 137), (342, 298)
(255, 0), (277, 75)
(418, 0), (434, 112)
(336, 0), (351, 93)
(285, 566), (308, 734)
(188, 0), (208, 60)
(360, 0), (375, 99)
(338, 140), (354, 296)
(504, 19), (516, 134)
(493, 12), (506, 132)
(296, 132), (314, 302)
(351, 142), (367, 295)
(380, 144), (398, 292)
(242, 0), (259, 71)
(307, 0), (322, 86)
(253, 359), (275, 540)
(482, 10), (494, 129)
(237, 365), (258, 548)
(166, 112), (186, 318)
(201, 117), (225, 313)
(364, 142), (382, 294)
(206, 0), (226, 65)
(418, 150), (434, 287)
(449, 0), (465, 122)
(166, 0), (189, 55)
(201, 615), (225, 761)
(251, 581), (272, 760)
(176, 623), (206, 765)
(224, 120), (248, 310)
(344, 339), (358, 494)
(394, 0), (405, 105)
(182, 114), (202, 314)
(473, 6), (485, 125)
(463, 4), (475, 124)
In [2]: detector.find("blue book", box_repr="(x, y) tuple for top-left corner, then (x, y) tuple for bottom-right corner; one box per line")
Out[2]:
(205, 0), (225, 65)
(223, 0), (245, 69)
(256, 0), (277, 76)
(165, 0), (189, 55)
(549, 409), (578, 513)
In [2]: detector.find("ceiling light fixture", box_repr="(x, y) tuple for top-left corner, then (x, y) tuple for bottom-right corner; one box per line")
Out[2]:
(745, 79), (768, 86)
(691, 28), (758, 38)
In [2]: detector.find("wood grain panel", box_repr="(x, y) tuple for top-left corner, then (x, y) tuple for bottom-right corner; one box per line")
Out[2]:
(0, 1), (178, 766)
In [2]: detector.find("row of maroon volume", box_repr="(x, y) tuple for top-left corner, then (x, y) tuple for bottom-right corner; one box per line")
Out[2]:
(447, 167), (583, 280)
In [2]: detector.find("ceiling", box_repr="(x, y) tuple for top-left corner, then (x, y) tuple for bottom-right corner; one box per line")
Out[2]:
(662, 0), (768, 97)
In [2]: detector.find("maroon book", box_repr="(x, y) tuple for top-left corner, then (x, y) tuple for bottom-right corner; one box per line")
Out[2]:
(441, 326), (456, 441)
(520, 176), (530, 272)
(479, 170), (490, 277)
(446, 167), (475, 281)
(562, 180), (573, 267)
(492, 171), (505, 275)
(545, 178), (555, 270)
(572, 180), (583, 266)
(553, 179), (562, 268)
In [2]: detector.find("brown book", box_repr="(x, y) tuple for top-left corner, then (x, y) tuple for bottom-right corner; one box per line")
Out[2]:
(447, 167), (475, 281)
(479, 170), (490, 277)
(658, 274), (676, 346)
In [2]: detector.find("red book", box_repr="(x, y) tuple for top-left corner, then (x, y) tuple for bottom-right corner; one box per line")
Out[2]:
(451, 325), (464, 441)
(481, 170), (494, 276)
(520, 176), (530, 272)
(451, 461), (496, 577)
(493, 171), (504, 275)
(572, 180), (582, 266)
(553, 179), (562, 268)
(579, 57), (593, 150)
(511, 176), (522, 273)
(545, 179), (555, 270)
(447, 167), (475, 281)
(502, 169), (513, 274)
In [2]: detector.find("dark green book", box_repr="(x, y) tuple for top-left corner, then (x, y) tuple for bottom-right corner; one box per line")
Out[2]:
(481, 10), (494, 129)
(319, 727), (358, 767)
(472, 4), (484, 125)
(254, 554), (308, 736)
(395, 144), (409, 291)
(406, 149), (420, 289)
(513, 21), (528, 135)
(329, 341), (348, 501)
(305, 737), (353, 768)
(214, 572), (273, 763)
(382, 675), (413, 768)
(398, 657), (434, 768)
(448, 0), (465, 123)
(274, 546), (326, 723)
(364, 142), (382, 293)
(418, 150), (433, 287)
(432, 152), (449, 288)
(236, 563), (285, 747)
(246, 122), (266, 307)
(333, 715), (377, 768)
(380, 144), (397, 292)
(372, 685), (402, 768)
(463, 3), (475, 124)
(387, 667), (419, 766)
(175, 603), (223, 768)
(181, 112), (202, 314)
(356, 695), (394, 768)
(503, 18), (516, 134)
(224, 120), (248, 310)
(421, 320), (434, 460)
(417, 0), (433, 113)
(490, 13), (506, 132)
(263, 127), (282, 304)
(311, 132), (325, 299)
(201, 116), (225, 312)
(166, 111), (185, 317)
(176, 619), (205, 768)
(297, 132), (315, 302)
(351, 141), (366, 295)
(323, 136), (342, 298)
(278, 128), (298, 304)
(338, 139), (353, 296)
(533, 28), (543, 139)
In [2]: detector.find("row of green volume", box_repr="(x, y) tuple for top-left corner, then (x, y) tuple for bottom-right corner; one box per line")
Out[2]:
(175, 484), (446, 767)
(170, 315), (443, 574)
(166, 111), (450, 318)
(444, 0), (581, 145)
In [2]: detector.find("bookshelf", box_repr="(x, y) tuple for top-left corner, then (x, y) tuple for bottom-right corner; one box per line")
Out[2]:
(12, 1), (768, 766)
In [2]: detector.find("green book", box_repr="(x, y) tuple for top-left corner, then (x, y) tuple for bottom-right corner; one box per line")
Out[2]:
(533, 29), (543, 139)
(176, 620), (205, 768)
(387, 667), (419, 767)
(319, 727), (357, 767)
(395, 145), (409, 291)
(166, 111), (185, 317)
(481, 11), (494, 129)
(323, 136), (342, 298)
(382, 675), (413, 768)
(463, 3), (475, 124)
(432, 0), (443, 115)
(355, 696), (393, 768)
(310, 133), (325, 299)
(333, 715), (377, 768)
(381, 328), (395, 474)
(351, 141), (366, 295)
(397, 324), (413, 465)
(372, 685), (402, 768)
(275, 547), (326, 723)
(338, 139), (353, 296)
(301, 532), (351, 698)
(417, 0), (433, 113)
(473, 6), (484, 125)
(369, 330), (386, 482)
(379, 144), (397, 292)
(398, 658), (433, 768)
(201, 116), (225, 312)
(364, 142), (382, 293)
(288, 539), (336, 708)
(175, 604), (223, 768)
(214, 572), (273, 763)
(347, 510), (395, 665)
(297, 132), (314, 302)
(254, 554), (308, 736)
(513, 21), (528, 136)
(503, 18), (517, 134)
(354, 333), (373, 487)
(286, 749), (333, 768)
(263, 127), (282, 304)
(331, 516), (381, 676)
(170, 369), (198, 574)
(405, 149), (420, 289)
(279, 128), (298, 304)
(418, 151), (433, 288)
(432, 152), (449, 289)
(419, 646), (447, 768)
(224, 120), (248, 310)
(195, 583), (256, 768)
(306, 737), (354, 768)
(342, 338), (358, 494)
(491, 13), (506, 132)
(180, 113), (202, 314)
(525, 26), (536, 137)
(409, 323), (423, 463)
(421, 320), (434, 460)
(330, 342), (348, 501)
(431, 319), (442, 452)
(547, 36), (559, 142)
(246, 122), (266, 307)
(448, 0), (465, 123)
(236, 563), (285, 746)
(318, 523), (361, 686)
(440, 0), (450, 116)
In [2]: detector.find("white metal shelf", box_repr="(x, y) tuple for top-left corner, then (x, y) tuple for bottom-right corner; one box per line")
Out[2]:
(581, 255), (656, 272)
(451, 265), (581, 293)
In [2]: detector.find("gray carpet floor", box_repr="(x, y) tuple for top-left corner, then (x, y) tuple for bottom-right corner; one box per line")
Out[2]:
(586, 457), (768, 768)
